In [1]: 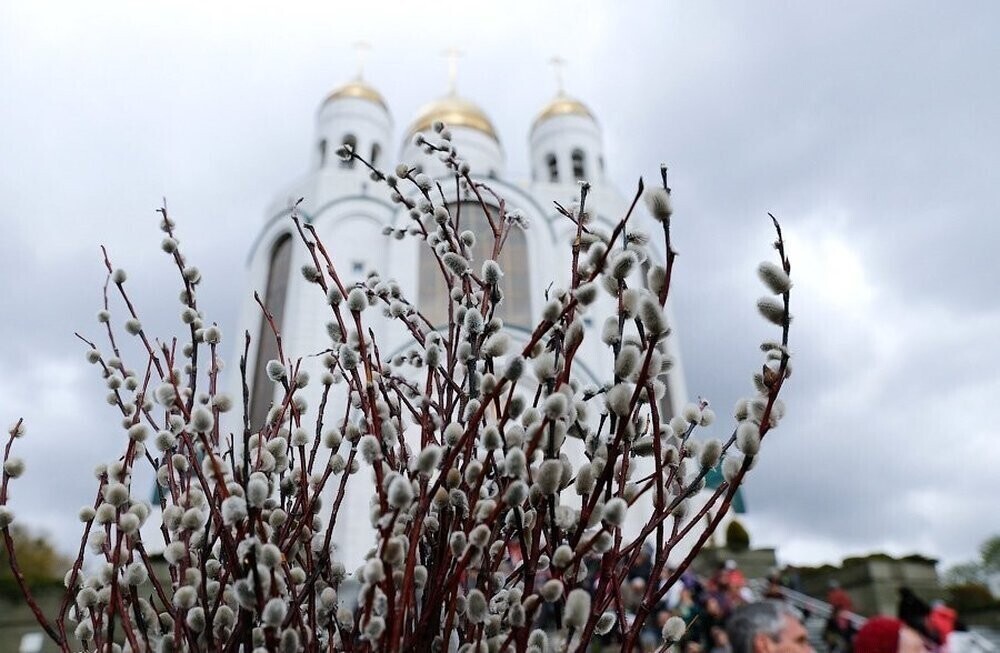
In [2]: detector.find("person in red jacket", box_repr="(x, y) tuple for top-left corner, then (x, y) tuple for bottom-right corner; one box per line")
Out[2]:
(826, 580), (853, 613)
(928, 600), (957, 642)
(853, 617), (925, 653)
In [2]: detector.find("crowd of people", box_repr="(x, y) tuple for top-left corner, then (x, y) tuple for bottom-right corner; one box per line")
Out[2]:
(531, 546), (969, 652)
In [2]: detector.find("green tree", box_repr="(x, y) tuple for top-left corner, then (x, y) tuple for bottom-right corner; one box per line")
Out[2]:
(944, 534), (1000, 588)
(0, 526), (69, 600)
(726, 519), (751, 552)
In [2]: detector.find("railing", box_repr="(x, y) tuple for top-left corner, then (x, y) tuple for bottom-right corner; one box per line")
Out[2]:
(746, 578), (866, 629)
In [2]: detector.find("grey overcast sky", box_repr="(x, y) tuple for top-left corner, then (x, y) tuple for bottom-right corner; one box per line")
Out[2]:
(1, 1), (998, 569)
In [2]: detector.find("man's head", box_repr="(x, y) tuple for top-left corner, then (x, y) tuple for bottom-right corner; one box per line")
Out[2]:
(726, 601), (814, 653)
(853, 617), (926, 653)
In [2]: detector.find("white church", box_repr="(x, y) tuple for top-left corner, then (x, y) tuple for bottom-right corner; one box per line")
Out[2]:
(227, 65), (703, 568)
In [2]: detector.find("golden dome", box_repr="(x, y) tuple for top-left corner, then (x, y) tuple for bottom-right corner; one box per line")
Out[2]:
(408, 94), (499, 142)
(323, 79), (388, 111)
(532, 93), (595, 132)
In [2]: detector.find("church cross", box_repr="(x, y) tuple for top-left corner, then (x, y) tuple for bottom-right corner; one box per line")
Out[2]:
(444, 47), (463, 94)
(549, 56), (567, 96)
(352, 41), (372, 80)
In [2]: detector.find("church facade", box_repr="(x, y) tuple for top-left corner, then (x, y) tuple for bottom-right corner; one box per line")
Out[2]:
(227, 73), (693, 568)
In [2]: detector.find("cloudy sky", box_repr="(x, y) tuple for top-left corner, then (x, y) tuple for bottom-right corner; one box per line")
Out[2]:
(1, 1), (998, 570)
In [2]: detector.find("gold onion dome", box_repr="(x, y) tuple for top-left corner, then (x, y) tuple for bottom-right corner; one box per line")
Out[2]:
(408, 93), (499, 142)
(532, 93), (595, 132)
(323, 79), (388, 111)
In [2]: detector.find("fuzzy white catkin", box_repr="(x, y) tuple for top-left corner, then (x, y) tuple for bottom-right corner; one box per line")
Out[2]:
(186, 606), (206, 633)
(104, 482), (129, 507)
(638, 297), (666, 335)
(125, 561), (148, 586)
(758, 260), (792, 294)
(681, 403), (701, 424)
(644, 187), (673, 221)
(442, 252), (468, 276)
(263, 598), (287, 627)
(575, 464), (596, 494)
(416, 445), (441, 474)
(3, 457), (25, 478)
(722, 454), (744, 482)
(610, 250), (637, 280)
(606, 383), (634, 417)
(736, 422), (762, 455)
(388, 477), (414, 508)
(662, 615), (687, 643)
(564, 588), (591, 629)
(575, 282), (598, 305)
(260, 543), (282, 569)
(0, 507), (14, 528)
(540, 579), (564, 602)
(247, 475), (269, 508)
(173, 586), (197, 609)
(466, 589), (487, 623)
(537, 459), (563, 495)
(358, 435), (381, 463)
(266, 359), (286, 382)
(78, 506), (96, 522)
(118, 513), (140, 534)
(757, 296), (786, 325)
(602, 497), (627, 527)
(221, 496), (247, 526)
(127, 424), (149, 442)
(504, 449), (527, 479)
(543, 394), (568, 420)
(482, 260), (503, 285)
(595, 612), (617, 635)
(615, 346), (640, 379)
(700, 439), (723, 470)
(291, 427), (309, 447)
(469, 524), (490, 549)
(190, 406), (214, 433)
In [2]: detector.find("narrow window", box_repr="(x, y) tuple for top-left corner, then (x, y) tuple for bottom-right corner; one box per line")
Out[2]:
(545, 153), (559, 182)
(318, 139), (327, 167)
(340, 134), (357, 168)
(250, 235), (292, 431)
(370, 142), (381, 167)
(571, 149), (586, 180)
(418, 202), (531, 328)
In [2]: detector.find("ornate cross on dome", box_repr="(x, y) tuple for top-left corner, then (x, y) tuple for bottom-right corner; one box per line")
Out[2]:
(352, 41), (372, 80)
(443, 47), (463, 95)
(549, 56), (567, 96)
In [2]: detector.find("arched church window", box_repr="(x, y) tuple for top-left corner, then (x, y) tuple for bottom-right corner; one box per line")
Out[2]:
(318, 139), (328, 167)
(571, 149), (586, 180)
(370, 142), (381, 167)
(545, 153), (559, 182)
(340, 134), (357, 169)
(418, 202), (531, 328)
(250, 234), (292, 430)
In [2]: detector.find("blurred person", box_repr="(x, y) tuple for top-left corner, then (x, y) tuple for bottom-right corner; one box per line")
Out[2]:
(898, 587), (939, 645)
(853, 616), (926, 653)
(928, 600), (957, 643)
(823, 607), (857, 653)
(827, 580), (854, 613)
(709, 625), (734, 653)
(764, 575), (785, 600)
(726, 560), (748, 591)
(726, 600), (814, 653)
